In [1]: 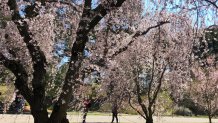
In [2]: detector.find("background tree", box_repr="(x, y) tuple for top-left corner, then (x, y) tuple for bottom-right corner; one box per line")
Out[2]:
(108, 14), (194, 123)
(191, 66), (218, 123)
(190, 26), (218, 123)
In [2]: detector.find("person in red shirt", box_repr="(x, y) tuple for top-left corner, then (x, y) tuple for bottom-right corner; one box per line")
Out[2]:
(82, 98), (91, 123)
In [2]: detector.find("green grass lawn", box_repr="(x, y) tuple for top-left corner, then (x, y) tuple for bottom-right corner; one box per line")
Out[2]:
(0, 113), (217, 123)
(66, 112), (217, 123)
(67, 111), (132, 116)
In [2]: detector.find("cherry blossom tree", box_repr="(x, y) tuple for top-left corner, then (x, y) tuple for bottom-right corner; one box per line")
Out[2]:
(0, 0), (217, 123)
(191, 66), (218, 123)
(103, 14), (194, 123)
(81, 1), (172, 119)
(190, 26), (218, 123)
(0, 0), (126, 123)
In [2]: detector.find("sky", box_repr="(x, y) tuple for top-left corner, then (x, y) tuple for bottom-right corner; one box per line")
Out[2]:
(18, 0), (218, 26)
(143, 0), (218, 27)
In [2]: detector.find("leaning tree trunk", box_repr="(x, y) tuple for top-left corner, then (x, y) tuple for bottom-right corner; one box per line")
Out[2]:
(146, 108), (154, 123)
(31, 109), (48, 123)
(48, 103), (70, 123)
(31, 106), (69, 123)
(30, 101), (49, 123)
(208, 114), (212, 123)
(146, 115), (153, 123)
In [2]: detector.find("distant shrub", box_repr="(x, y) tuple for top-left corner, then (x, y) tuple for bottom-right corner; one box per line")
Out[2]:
(98, 103), (111, 112)
(173, 106), (193, 116)
(98, 102), (137, 115)
(120, 106), (138, 115)
(178, 94), (206, 115)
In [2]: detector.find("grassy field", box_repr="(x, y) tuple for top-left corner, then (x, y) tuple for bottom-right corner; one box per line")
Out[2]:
(0, 113), (218, 123)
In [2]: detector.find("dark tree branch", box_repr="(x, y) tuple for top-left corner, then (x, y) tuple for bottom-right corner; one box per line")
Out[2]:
(151, 65), (167, 106)
(110, 21), (170, 59)
(148, 53), (156, 104)
(8, 0), (39, 18)
(25, 4), (39, 18)
(204, 0), (218, 9)
(87, 0), (126, 32)
(46, 0), (80, 5)
(49, 0), (127, 122)
(103, 25), (110, 59)
(101, 15), (112, 67)
(41, 0), (46, 6)
(7, 0), (48, 114)
(134, 67), (149, 118)
(0, 53), (33, 104)
(128, 92), (147, 119)
(8, 0), (47, 80)
(84, 0), (92, 9)
(134, 21), (170, 38)
(50, 2), (94, 121)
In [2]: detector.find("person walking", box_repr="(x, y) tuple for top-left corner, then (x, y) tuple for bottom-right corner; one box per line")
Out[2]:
(82, 98), (91, 123)
(111, 102), (118, 123)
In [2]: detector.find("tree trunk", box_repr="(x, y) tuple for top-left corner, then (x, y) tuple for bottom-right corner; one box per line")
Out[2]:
(60, 115), (69, 123)
(208, 114), (212, 123)
(31, 109), (49, 123)
(146, 116), (153, 123)
(32, 108), (69, 123)
(48, 104), (69, 123)
(48, 113), (69, 123)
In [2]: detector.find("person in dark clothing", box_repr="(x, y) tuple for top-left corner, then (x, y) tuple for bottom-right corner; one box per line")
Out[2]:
(15, 92), (25, 113)
(9, 91), (25, 114)
(111, 102), (118, 123)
